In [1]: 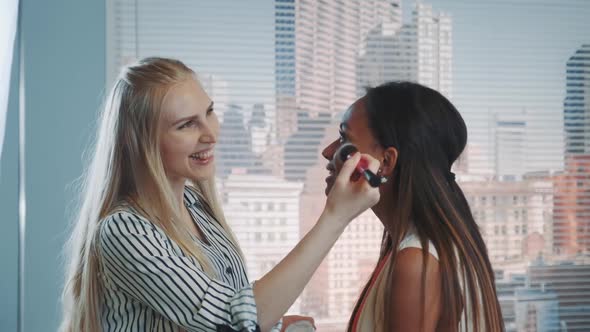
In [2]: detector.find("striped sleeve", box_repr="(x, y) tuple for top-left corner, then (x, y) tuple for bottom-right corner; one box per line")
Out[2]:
(98, 211), (261, 332)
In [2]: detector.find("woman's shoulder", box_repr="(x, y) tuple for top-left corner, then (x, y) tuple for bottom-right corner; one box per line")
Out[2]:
(398, 229), (440, 261)
(99, 205), (161, 239)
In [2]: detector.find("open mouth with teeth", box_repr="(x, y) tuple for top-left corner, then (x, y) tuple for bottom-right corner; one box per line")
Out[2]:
(189, 149), (214, 163)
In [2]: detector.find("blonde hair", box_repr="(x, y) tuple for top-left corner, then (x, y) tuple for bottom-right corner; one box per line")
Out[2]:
(60, 57), (242, 331)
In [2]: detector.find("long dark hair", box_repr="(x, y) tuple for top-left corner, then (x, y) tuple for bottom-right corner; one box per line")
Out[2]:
(347, 82), (504, 331)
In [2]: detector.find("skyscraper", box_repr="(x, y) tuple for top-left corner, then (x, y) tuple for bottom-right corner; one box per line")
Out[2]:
(554, 45), (590, 256)
(495, 113), (527, 179)
(357, 2), (452, 98)
(564, 44), (590, 155)
(291, 0), (402, 116)
(274, 0), (297, 141)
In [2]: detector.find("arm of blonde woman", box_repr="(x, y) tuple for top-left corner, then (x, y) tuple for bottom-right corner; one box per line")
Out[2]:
(253, 153), (381, 332)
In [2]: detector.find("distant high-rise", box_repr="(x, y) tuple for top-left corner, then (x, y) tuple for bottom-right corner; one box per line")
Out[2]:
(324, 211), (383, 323)
(514, 288), (560, 332)
(553, 155), (590, 255)
(249, 103), (272, 156)
(218, 104), (258, 178)
(555, 44), (590, 256)
(528, 258), (590, 331)
(290, 0), (401, 115)
(495, 113), (526, 179)
(495, 273), (527, 331)
(357, 3), (452, 98)
(283, 112), (331, 182)
(274, 0), (297, 141)
(223, 172), (303, 313)
(461, 177), (553, 263)
(564, 44), (590, 155)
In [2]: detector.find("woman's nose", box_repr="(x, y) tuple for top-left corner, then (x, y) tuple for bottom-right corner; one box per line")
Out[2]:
(322, 140), (338, 161)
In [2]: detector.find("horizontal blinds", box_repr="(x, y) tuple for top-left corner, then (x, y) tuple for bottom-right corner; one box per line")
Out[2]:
(107, 1), (590, 330)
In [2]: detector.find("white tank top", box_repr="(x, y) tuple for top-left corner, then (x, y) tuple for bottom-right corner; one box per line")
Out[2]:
(398, 231), (480, 332)
(354, 230), (479, 332)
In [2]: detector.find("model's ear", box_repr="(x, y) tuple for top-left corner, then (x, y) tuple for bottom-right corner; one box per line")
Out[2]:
(379, 146), (398, 177)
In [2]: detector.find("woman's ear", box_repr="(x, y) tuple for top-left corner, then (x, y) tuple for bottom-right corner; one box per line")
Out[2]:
(380, 147), (398, 177)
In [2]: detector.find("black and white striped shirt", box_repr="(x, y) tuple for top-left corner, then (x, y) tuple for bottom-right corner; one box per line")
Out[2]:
(98, 186), (282, 331)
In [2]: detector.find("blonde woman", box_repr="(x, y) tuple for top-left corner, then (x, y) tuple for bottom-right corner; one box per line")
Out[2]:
(60, 57), (380, 332)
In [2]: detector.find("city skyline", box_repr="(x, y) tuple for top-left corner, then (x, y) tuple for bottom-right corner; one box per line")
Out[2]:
(107, 0), (590, 176)
(106, 0), (590, 330)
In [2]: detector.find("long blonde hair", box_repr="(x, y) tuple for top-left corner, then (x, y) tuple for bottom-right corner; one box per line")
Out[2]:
(60, 57), (242, 332)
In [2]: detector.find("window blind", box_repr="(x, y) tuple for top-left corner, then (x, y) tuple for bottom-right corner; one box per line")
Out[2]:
(107, 1), (590, 330)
